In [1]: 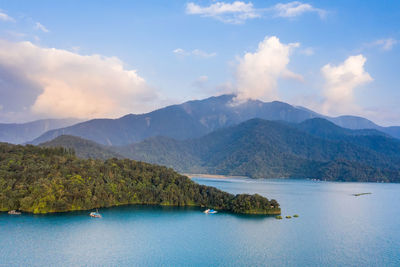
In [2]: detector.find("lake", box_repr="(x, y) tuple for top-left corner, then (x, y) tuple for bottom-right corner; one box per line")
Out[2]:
(1, 177), (400, 266)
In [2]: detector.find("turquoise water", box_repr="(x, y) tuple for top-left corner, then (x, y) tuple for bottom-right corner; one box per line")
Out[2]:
(1, 178), (400, 266)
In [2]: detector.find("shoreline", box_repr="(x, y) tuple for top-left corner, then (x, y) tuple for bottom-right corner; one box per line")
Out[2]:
(183, 173), (248, 179)
(1, 203), (280, 216)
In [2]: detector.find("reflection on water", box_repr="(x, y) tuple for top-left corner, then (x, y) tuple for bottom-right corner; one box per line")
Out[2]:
(1, 178), (400, 266)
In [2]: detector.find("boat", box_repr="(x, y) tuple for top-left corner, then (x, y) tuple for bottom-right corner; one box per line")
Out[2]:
(8, 210), (21, 215)
(90, 209), (102, 218)
(203, 209), (218, 214)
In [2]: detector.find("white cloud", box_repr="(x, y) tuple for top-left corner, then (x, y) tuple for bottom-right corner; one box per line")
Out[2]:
(197, 75), (209, 83)
(235, 36), (301, 102)
(192, 75), (209, 89)
(173, 48), (189, 56)
(6, 31), (27, 39)
(186, 1), (326, 23)
(35, 22), (49, 33)
(321, 55), (373, 115)
(0, 40), (157, 120)
(192, 49), (216, 58)
(186, 1), (259, 24)
(273, 1), (326, 18)
(371, 38), (398, 51)
(0, 10), (15, 22)
(173, 48), (216, 58)
(299, 47), (314, 56)
(70, 46), (81, 53)
(281, 69), (304, 82)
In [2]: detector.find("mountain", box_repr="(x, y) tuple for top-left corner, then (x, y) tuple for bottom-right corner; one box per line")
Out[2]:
(0, 142), (280, 215)
(330, 115), (400, 138)
(40, 135), (122, 160)
(296, 118), (389, 140)
(297, 119), (400, 157)
(329, 115), (380, 129)
(115, 118), (400, 182)
(0, 118), (81, 144)
(30, 94), (400, 146)
(30, 95), (320, 145)
(383, 126), (400, 139)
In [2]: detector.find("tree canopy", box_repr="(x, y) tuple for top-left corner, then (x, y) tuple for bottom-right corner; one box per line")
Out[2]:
(0, 143), (280, 215)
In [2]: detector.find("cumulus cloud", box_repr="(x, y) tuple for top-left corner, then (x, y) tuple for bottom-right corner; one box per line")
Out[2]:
(321, 55), (373, 115)
(186, 1), (260, 24)
(273, 1), (326, 18)
(235, 36), (301, 102)
(0, 40), (157, 121)
(173, 48), (216, 58)
(35, 22), (49, 33)
(0, 10), (15, 22)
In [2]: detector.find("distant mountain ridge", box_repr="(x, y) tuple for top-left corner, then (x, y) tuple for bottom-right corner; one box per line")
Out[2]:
(29, 94), (400, 146)
(47, 118), (400, 182)
(40, 135), (122, 160)
(0, 118), (81, 144)
(115, 118), (400, 182)
(296, 118), (389, 140)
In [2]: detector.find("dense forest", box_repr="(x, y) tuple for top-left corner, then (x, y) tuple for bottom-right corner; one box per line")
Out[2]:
(0, 143), (280, 215)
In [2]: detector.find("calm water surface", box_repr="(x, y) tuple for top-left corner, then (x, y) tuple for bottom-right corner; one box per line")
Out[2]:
(1, 178), (400, 266)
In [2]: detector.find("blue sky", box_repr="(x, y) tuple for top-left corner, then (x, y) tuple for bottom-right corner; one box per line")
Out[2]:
(0, 0), (399, 125)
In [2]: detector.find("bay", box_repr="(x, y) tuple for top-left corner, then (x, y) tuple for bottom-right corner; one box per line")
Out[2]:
(1, 178), (399, 266)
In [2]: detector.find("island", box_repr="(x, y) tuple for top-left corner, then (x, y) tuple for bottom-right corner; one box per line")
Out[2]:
(353, 193), (372, 196)
(0, 143), (280, 215)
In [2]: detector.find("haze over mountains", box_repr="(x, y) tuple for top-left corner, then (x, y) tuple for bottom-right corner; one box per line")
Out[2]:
(0, 118), (81, 144)
(28, 95), (400, 146)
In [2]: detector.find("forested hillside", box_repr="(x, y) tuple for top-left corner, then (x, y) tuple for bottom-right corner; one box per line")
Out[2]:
(40, 135), (122, 160)
(116, 118), (400, 182)
(0, 143), (280, 214)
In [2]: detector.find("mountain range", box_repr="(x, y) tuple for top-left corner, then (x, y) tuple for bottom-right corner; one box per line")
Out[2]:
(41, 118), (400, 182)
(3, 94), (400, 182)
(0, 118), (81, 144)
(29, 95), (400, 146)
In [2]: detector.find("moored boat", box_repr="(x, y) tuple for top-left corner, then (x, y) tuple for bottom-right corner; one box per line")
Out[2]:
(203, 209), (218, 214)
(90, 209), (102, 218)
(8, 210), (21, 215)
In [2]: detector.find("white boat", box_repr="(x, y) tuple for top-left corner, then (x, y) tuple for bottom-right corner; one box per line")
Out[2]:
(90, 209), (102, 218)
(203, 209), (218, 214)
(8, 210), (21, 215)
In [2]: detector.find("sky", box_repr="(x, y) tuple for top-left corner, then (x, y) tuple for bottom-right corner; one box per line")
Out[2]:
(0, 0), (399, 126)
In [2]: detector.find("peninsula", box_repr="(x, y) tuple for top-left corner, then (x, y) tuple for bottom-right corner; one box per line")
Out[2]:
(0, 143), (280, 215)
